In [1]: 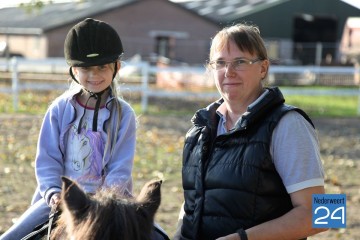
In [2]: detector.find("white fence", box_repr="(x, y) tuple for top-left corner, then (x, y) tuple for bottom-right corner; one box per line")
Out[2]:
(1, 57), (360, 114)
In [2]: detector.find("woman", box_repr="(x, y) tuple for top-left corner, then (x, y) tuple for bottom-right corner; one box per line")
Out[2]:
(174, 23), (327, 240)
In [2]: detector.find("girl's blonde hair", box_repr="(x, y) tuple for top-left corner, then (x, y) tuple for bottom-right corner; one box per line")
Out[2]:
(104, 61), (123, 164)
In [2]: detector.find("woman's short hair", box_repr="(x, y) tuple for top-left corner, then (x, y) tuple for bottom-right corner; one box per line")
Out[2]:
(209, 23), (268, 62)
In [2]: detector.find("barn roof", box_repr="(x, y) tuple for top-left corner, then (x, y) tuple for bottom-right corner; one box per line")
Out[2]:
(172, 0), (289, 23)
(0, 0), (290, 34)
(1, 0), (359, 35)
(0, 0), (136, 34)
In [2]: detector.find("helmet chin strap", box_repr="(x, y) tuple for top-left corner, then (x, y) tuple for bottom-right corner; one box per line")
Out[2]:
(77, 89), (106, 134)
(69, 63), (117, 134)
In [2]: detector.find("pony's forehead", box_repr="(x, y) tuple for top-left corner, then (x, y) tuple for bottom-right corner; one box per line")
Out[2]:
(55, 178), (162, 240)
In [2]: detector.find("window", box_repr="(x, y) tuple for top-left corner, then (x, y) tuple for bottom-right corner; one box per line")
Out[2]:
(155, 36), (170, 58)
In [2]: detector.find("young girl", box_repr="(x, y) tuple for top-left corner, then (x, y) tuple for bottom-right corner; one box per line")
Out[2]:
(0, 18), (136, 240)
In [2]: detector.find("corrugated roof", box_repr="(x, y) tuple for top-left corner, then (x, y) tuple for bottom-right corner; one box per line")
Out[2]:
(0, 0), (291, 34)
(1, 0), (359, 35)
(6, 0), (356, 35)
(0, 0), (136, 34)
(171, 0), (289, 23)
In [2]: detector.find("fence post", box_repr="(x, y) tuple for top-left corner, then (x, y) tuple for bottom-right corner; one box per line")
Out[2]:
(314, 42), (323, 85)
(315, 42), (322, 66)
(11, 57), (19, 112)
(140, 61), (150, 113)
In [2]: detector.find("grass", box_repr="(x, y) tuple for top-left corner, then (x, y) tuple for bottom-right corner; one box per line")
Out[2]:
(0, 87), (359, 117)
(284, 95), (358, 117)
(0, 90), (61, 114)
(278, 86), (359, 117)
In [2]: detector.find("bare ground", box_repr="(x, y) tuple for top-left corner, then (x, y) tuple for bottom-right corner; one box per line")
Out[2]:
(0, 114), (359, 239)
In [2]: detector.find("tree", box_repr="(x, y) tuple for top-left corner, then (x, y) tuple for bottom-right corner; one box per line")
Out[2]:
(19, 0), (84, 13)
(19, 0), (52, 13)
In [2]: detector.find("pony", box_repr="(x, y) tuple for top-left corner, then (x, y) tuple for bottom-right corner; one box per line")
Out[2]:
(26, 176), (166, 240)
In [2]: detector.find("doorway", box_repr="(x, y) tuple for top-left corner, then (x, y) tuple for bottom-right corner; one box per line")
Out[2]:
(293, 14), (337, 65)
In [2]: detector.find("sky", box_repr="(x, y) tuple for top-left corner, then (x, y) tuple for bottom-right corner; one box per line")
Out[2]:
(341, 0), (360, 9)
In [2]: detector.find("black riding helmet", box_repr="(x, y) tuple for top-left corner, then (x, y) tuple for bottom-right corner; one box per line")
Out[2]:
(64, 18), (123, 67)
(64, 18), (123, 133)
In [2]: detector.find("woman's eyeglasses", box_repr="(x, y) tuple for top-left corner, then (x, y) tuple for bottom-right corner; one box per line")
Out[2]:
(208, 58), (262, 71)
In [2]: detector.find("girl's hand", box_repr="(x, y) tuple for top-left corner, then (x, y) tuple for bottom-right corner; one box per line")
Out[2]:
(50, 192), (61, 209)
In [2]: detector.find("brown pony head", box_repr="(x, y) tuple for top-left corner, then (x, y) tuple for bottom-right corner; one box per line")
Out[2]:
(51, 176), (162, 240)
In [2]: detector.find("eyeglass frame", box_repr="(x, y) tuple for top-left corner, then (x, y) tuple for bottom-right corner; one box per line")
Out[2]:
(207, 58), (264, 71)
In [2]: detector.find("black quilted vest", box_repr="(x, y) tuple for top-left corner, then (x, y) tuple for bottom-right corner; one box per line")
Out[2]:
(180, 87), (313, 240)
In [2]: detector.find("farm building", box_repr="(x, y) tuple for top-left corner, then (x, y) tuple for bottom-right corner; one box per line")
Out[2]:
(0, 0), (218, 65)
(340, 17), (360, 63)
(0, 0), (360, 66)
(177, 0), (360, 65)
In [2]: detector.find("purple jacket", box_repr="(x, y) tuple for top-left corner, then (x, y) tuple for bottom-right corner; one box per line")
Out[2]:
(32, 89), (136, 205)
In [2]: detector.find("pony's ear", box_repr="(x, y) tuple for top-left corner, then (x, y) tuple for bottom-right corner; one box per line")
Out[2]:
(61, 176), (90, 213)
(136, 179), (162, 217)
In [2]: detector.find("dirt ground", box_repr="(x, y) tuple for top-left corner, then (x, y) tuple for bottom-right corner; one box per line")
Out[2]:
(0, 113), (359, 239)
(308, 118), (360, 240)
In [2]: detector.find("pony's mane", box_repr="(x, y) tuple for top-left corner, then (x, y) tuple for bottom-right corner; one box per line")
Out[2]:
(51, 177), (162, 240)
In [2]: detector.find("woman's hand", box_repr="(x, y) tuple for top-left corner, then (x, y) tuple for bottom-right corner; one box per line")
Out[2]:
(216, 233), (241, 240)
